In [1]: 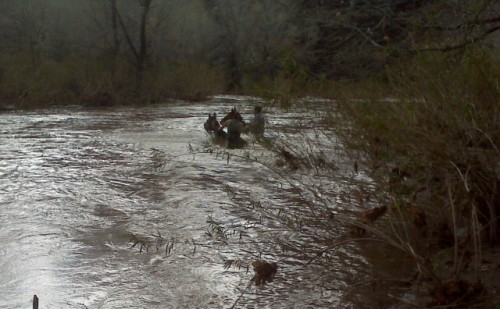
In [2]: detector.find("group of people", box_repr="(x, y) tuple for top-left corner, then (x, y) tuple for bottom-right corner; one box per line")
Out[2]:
(204, 106), (266, 149)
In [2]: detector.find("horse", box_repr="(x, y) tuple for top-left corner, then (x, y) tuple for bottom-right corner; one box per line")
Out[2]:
(204, 113), (220, 133)
(219, 108), (247, 149)
(204, 113), (228, 142)
(221, 107), (245, 125)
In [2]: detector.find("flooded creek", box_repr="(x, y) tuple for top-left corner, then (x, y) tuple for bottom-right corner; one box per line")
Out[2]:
(0, 96), (410, 308)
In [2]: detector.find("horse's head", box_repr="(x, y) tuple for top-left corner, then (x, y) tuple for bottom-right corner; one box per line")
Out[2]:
(204, 113), (220, 132)
(221, 107), (244, 124)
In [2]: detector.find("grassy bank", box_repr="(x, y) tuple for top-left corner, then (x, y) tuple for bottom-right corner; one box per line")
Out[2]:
(0, 54), (226, 108)
(327, 48), (499, 306)
(0, 50), (334, 110)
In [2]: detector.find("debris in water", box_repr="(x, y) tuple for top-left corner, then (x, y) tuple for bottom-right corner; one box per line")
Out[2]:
(349, 206), (388, 236)
(361, 205), (387, 224)
(252, 260), (278, 286)
(429, 279), (483, 306)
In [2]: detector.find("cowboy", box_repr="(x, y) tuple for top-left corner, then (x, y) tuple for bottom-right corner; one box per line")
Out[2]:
(249, 105), (266, 138)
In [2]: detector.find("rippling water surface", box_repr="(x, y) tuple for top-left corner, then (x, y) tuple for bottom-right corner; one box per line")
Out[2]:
(0, 97), (409, 308)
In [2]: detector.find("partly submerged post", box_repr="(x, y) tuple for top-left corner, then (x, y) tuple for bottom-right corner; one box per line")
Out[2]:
(33, 295), (39, 309)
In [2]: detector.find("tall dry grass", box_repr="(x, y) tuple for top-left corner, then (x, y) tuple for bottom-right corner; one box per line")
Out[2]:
(0, 53), (226, 107)
(331, 48), (499, 305)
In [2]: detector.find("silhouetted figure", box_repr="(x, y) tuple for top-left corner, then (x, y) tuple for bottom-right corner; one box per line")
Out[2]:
(249, 105), (266, 138)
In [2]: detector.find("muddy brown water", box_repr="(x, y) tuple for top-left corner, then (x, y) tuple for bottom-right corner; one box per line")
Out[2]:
(0, 96), (413, 308)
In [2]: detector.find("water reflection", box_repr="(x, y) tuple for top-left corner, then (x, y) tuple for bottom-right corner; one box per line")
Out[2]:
(0, 98), (398, 308)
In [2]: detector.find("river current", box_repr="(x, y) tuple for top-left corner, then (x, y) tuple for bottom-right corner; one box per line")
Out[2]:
(0, 96), (409, 308)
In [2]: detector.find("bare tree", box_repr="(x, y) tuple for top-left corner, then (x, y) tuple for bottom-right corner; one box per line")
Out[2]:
(0, 2), (48, 63)
(110, 0), (120, 58)
(288, 0), (500, 79)
(113, 0), (153, 88)
(88, 0), (170, 89)
(203, 0), (293, 91)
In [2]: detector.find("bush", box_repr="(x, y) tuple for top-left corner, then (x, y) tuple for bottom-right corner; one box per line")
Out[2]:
(151, 61), (225, 102)
(334, 48), (499, 305)
(0, 53), (227, 107)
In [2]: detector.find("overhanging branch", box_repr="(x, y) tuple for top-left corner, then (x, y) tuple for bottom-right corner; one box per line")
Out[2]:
(412, 25), (500, 52)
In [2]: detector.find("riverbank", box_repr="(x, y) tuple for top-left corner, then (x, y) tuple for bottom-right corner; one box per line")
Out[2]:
(0, 54), (228, 109)
(326, 50), (500, 307)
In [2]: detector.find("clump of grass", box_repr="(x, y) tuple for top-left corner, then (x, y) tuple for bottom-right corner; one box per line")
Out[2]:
(130, 230), (175, 255)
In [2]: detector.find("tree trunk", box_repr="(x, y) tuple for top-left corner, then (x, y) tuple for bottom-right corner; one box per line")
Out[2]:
(226, 51), (242, 93)
(136, 0), (151, 89)
(110, 0), (119, 58)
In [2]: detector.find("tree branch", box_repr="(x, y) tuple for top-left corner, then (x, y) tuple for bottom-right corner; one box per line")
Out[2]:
(115, 6), (139, 61)
(413, 25), (500, 52)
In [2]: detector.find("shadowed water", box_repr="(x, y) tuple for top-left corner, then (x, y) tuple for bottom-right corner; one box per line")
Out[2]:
(0, 97), (411, 308)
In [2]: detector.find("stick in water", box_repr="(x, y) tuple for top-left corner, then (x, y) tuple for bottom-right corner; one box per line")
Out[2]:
(33, 295), (39, 309)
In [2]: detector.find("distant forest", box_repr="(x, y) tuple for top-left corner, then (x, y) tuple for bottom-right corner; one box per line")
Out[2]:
(0, 0), (498, 105)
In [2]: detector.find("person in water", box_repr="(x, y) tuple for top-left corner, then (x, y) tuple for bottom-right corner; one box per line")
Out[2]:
(249, 105), (266, 138)
(219, 115), (247, 149)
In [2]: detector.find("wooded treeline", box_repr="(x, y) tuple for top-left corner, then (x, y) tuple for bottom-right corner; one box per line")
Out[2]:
(0, 0), (498, 105)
